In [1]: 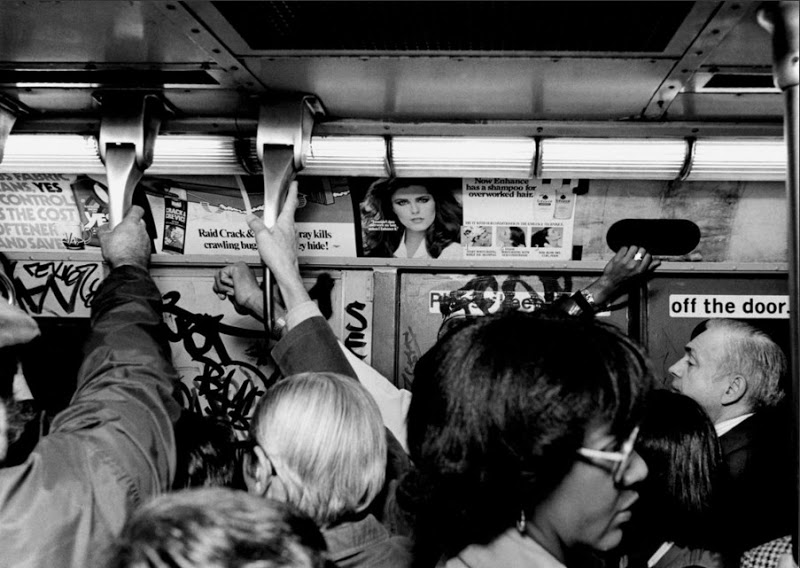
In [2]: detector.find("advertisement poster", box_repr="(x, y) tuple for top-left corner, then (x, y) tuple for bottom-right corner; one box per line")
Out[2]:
(0, 173), (84, 251)
(2, 173), (574, 262)
(144, 176), (258, 256)
(353, 177), (464, 260)
(162, 196), (188, 254)
(461, 178), (578, 260)
(352, 176), (578, 261)
(146, 175), (357, 258)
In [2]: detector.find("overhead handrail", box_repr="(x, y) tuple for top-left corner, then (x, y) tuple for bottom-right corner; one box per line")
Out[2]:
(98, 93), (165, 227)
(256, 95), (324, 336)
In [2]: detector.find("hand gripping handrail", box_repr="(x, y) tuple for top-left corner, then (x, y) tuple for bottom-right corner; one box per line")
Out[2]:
(98, 94), (165, 228)
(256, 95), (324, 336)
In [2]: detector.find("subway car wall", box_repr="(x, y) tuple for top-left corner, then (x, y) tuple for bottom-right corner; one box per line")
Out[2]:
(0, 172), (789, 432)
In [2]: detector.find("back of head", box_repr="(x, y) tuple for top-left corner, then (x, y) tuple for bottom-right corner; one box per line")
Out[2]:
(407, 311), (654, 556)
(635, 389), (723, 546)
(252, 372), (387, 526)
(705, 319), (786, 411)
(173, 412), (239, 490)
(107, 488), (328, 568)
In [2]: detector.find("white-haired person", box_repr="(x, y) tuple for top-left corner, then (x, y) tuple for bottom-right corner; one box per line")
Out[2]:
(243, 371), (413, 568)
(106, 487), (330, 568)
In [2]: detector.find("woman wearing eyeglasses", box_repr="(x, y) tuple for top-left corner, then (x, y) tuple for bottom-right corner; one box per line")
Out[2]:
(405, 311), (654, 567)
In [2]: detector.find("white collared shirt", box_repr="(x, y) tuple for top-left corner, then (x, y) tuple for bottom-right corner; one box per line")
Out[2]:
(393, 234), (464, 259)
(393, 233), (431, 259)
(715, 413), (754, 437)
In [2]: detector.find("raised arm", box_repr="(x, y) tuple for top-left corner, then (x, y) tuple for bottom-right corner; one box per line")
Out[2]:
(0, 206), (182, 568)
(558, 245), (660, 316)
(243, 182), (355, 379)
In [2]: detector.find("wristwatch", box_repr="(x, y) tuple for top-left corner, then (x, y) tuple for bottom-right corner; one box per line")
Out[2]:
(569, 288), (598, 315)
(580, 289), (598, 310)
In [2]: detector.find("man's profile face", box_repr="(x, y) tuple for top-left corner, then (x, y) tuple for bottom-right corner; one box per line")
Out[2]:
(668, 326), (730, 422)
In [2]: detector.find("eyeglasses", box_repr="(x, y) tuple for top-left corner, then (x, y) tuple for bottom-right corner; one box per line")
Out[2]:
(576, 425), (640, 485)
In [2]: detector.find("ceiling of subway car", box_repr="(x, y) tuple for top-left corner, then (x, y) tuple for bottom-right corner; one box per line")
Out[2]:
(0, 1), (782, 127)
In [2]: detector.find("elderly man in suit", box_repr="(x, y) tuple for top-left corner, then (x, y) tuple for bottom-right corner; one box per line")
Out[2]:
(669, 318), (792, 559)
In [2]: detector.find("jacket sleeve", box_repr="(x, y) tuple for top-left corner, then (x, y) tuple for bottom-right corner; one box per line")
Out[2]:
(0, 265), (182, 568)
(272, 315), (357, 379)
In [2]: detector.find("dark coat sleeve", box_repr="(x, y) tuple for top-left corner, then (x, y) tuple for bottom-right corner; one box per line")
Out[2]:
(0, 265), (181, 568)
(272, 316), (357, 379)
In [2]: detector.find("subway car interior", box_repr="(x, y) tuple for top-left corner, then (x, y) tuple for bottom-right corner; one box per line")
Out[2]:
(0, 0), (798, 564)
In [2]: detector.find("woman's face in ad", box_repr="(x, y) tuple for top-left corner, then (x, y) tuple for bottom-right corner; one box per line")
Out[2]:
(391, 185), (436, 233)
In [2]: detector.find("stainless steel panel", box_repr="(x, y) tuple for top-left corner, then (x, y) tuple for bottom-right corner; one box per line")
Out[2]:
(244, 56), (674, 120)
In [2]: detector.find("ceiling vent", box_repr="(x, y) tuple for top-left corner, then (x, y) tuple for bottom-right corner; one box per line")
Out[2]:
(694, 72), (778, 93)
(213, 1), (692, 53)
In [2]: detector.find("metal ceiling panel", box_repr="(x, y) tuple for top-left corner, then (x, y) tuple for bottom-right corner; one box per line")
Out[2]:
(0, 1), (208, 64)
(703, 10), (775, 67)
(0, 1), (785, 125)
(243, 56), (674, 120)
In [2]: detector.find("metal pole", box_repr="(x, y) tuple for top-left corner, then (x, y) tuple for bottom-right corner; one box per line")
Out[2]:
(787, 80), (800, 562)
(758, 1), (799, 558)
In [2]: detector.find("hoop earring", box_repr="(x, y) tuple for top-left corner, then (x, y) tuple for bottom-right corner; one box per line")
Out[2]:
(517, 509), (526, 534)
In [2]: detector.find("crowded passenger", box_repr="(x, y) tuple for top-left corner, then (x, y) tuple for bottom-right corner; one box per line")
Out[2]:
(406, 311), (654, 567)
(0, 206), (181, 568)
(245, 372), (412, 567)
(668, 318), (793, 558)
(215, 224), (661, 456)
(217, 183), (661, 568)
(0, 254), (42, 467)
(220, 184), (413, 568)
(619, 389), (729, 568)
(106, 487), (329, 568)
(172, 412), (241, 490)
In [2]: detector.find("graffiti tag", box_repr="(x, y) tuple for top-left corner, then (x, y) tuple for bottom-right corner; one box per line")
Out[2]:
(344, 300), (369, 360)
(13, 260), (101, 316)
(162, 291), (277, 434)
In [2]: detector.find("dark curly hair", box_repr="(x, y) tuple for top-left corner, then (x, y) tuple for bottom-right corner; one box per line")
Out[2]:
(406, 311), (654, 558)
(360, 178), (462, 258)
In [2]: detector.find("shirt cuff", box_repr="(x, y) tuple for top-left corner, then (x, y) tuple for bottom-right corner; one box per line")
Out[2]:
(285, 301), (323, 330)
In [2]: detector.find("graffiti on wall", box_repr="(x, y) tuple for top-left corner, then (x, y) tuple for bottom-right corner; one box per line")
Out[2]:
(12, 260), (101, 316)
(344, 300), (369, 360)
(162, 291), (277, 436)
(400, 273), (576, 389)
(436, 274), (573, 318)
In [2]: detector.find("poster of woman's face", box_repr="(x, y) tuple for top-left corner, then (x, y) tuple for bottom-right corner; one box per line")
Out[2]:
(357, 178), (463, 259)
